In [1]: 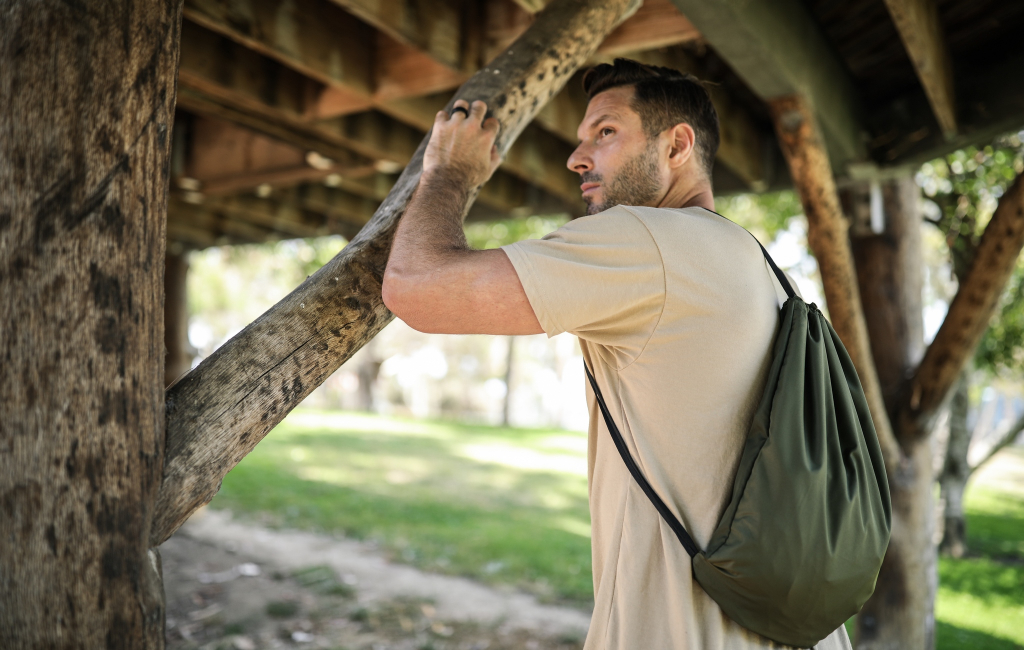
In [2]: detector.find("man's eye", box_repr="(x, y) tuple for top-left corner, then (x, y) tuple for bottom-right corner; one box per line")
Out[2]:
(600, 128), (614, 137)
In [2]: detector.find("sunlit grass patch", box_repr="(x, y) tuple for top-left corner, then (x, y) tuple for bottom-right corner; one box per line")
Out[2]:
(211, 409), (594, 604)
(937, 557), (1024, 649)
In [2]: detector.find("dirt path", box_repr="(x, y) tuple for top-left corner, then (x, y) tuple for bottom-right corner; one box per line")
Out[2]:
(161, 508), (592, 649)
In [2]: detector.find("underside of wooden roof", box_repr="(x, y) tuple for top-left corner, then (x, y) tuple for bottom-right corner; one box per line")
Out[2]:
(168, 0), (1024, 250)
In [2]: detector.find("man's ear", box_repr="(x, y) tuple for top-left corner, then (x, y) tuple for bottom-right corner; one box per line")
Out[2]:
(666, 123), (697, 170)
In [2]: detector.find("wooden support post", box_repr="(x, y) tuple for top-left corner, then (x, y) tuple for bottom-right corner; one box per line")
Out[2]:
(151, 0), (641, 546)
(165, 247), (196, 387)
(0, 0), (181, 646)
(768, 94), (900, 472)
(847, 178), (926, 414)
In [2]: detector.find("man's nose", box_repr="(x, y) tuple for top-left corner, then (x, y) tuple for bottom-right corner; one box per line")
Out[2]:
(567, 144), (592, 174)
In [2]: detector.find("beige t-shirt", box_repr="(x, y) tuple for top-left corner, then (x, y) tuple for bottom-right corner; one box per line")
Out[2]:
(503, 206), (851, 650)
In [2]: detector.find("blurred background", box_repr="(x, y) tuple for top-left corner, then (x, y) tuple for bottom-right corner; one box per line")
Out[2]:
(168, 136), (1024, 648)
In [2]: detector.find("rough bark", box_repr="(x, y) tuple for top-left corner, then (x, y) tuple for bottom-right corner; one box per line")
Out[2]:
(0, 1), (181, 647)
(845, 178), (935, 649)
(768, 95), (900, 472)
(856, 436), (938, 650)
(904, 174), (1024, 434)
(938, 371), (971, 558)
(150, 0), (642, 546)
(165, 248), (195, 387)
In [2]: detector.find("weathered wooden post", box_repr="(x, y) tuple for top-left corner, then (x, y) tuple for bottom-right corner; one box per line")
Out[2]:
(0, 1), (182, 646)
(151, 0), (641, 546)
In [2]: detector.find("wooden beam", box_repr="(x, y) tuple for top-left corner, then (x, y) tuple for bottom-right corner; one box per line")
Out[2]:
(326, 0), (466, 71)
(373, 32), (467, 102)
(670, 0), (866, 172)
(769, 94), (900, 472)
(152, 0), (642, 546)
(883, 0), (957, 138)
(869, 51), (1024, 168)
(183, 0), (372, 95)
(598, 0), (702, 56)
(180, 19), (582, 210)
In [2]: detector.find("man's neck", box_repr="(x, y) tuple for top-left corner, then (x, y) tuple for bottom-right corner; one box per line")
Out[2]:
(654, 179), (715, 212)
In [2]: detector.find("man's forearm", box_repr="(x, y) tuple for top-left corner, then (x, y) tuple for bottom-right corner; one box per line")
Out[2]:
(388, 171), (474, 277)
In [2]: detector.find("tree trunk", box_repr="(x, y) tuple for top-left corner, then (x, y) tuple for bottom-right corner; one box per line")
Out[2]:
(846, 177), (935, 649)
(0, 1), (182, 647)
(503, 336), (515, 426)
(165, 247), (195, 387)
(150, 0), (642, 546)
(857, 436), (938, 650)
(938, 371), (971, 558)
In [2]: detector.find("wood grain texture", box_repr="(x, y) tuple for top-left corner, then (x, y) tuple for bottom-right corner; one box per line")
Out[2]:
(904, 174), (1024, 432)
(768, 94), (901, 472)
(883, 0), (957, 137)
(0, 0), (182, 645)
(151, 0), (642, 547)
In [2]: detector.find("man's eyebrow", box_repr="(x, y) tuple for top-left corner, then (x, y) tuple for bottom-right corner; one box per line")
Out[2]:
(578, 114), (620, 142)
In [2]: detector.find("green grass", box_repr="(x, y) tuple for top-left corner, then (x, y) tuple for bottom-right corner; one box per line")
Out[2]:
(212, 410), (1024, 645)
(211, 410), (594, 604)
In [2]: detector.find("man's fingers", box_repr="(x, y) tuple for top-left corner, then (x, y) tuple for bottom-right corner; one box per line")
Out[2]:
(469, 100), (487, 122)
(482, 116), (500, 134)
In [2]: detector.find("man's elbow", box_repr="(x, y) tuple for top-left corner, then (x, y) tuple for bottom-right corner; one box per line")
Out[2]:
(382, 269), (433, 331)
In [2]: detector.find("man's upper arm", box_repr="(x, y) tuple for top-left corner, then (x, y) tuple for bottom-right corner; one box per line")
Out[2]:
(382, 248), (544, 335)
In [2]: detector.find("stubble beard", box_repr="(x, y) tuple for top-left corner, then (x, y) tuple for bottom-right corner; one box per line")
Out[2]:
(582, 141), (662, 216)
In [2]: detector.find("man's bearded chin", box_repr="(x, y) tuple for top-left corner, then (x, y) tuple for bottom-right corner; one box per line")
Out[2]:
(582, 144), (662, 216)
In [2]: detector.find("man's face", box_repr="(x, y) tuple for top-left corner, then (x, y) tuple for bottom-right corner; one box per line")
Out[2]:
(568, 86), (664, 215)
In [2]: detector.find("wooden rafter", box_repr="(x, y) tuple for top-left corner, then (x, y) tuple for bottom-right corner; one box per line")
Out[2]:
(179, 17), (583, 209)
(883, 0), (957, 137)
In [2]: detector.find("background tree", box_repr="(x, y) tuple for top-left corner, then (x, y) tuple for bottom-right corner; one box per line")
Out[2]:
(920, 137), (1024, 557)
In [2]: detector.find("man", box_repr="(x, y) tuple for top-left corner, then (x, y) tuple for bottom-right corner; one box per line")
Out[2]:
(383, 59), (851, 649)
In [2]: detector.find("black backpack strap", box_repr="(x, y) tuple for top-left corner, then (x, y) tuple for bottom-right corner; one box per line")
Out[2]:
(584, 362), (700, 558)
(755, 241), (796, 300)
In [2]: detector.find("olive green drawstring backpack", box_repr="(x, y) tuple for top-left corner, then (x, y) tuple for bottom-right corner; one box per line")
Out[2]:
(585, 238), (891, 649)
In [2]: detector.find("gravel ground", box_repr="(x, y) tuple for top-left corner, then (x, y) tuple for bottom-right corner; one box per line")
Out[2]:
(160, 509), (591, 650)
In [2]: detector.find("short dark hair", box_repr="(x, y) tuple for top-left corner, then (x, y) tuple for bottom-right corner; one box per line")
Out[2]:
(582, 58), (720, 178)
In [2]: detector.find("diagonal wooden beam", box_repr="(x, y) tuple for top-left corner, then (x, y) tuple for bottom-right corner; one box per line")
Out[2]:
(152, 0), (641, 546)
(882, 0), (957, 138)
(903, 175), (1024, 433)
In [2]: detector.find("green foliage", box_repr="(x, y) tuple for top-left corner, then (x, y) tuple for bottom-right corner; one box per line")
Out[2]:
(464, 215), (569, 250)
(917, 132), (1024, 377)
(715, 190), (803, 243)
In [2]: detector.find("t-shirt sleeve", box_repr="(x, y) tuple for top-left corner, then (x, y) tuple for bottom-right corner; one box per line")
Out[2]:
(502, 206), (665, 363)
